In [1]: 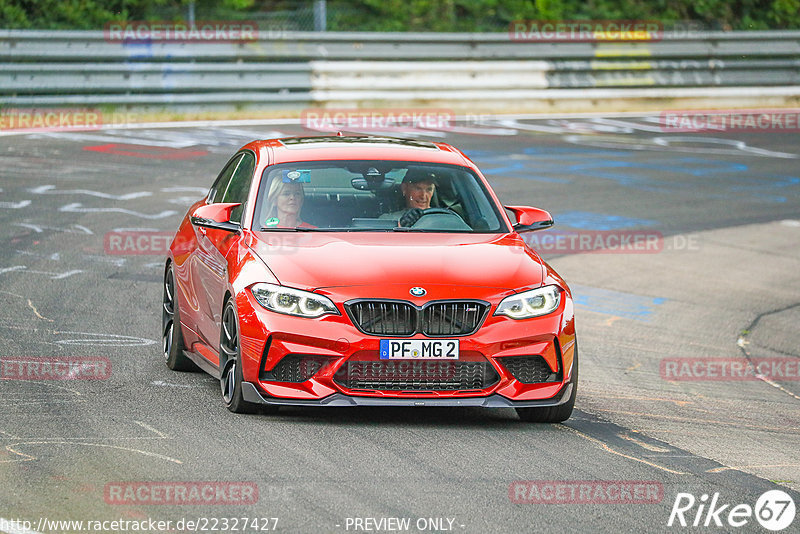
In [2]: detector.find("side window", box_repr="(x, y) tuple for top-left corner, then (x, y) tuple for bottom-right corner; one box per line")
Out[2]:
(222, 152), (256, 223)
(208, 154), (243, 204)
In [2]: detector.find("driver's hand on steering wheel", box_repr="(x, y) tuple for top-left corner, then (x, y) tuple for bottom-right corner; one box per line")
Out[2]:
(399, 208), (424, 227)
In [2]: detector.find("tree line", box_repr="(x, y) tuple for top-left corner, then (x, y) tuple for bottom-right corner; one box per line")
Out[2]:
(1, 0), (798, 31)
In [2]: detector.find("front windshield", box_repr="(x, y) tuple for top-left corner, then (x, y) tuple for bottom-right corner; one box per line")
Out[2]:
(252, 160), (508, 233)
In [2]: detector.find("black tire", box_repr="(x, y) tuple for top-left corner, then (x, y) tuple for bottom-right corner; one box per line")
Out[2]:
(162, 264), (196, 371)
(219, 299), (273, 414)
(516, 345), (578, 423)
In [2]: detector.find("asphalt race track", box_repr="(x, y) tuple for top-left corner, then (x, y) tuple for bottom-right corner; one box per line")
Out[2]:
(1, 115), (799, 533)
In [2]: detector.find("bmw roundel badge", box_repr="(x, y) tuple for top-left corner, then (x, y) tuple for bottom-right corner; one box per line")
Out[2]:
(410, 287), (427, 297)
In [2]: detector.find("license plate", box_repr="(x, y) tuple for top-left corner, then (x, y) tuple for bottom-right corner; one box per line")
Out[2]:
(379, 339), (459, 360)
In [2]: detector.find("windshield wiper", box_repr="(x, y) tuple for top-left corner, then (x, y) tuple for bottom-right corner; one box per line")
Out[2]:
(259, 227), (405, 232)
(258, 226), (315, 232)
(258, 226), (476, 233)
(391, 227), (475, 233)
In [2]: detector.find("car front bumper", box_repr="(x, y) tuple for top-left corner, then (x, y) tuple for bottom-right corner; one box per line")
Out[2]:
(241, 381), (575, 408)
(235, 286), (576, 405)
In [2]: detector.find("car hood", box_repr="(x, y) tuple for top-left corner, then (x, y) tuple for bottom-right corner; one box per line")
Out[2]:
(248, 232), (544, 295)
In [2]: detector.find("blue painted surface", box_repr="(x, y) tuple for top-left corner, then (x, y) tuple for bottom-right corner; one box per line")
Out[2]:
(521, 146), (633, 156)
(123, 41), (154, 59)
(467, 147), (799, 203)
(726, 174), (800, 203)
(570, 284), (666, 323)
(555, 211), (657, 230)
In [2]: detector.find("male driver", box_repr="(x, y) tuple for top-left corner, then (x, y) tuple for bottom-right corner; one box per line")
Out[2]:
(382, 169), (437, 226)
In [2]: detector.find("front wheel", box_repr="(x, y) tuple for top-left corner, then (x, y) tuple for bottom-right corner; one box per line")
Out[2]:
(516, 345), (578, 423)
(219, 300), (273, 414)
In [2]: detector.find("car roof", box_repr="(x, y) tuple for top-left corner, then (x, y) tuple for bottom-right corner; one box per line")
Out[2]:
(241, 135), (474, 167)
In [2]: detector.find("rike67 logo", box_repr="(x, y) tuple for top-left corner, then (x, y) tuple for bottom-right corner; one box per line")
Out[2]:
(668, 490), (796, 531)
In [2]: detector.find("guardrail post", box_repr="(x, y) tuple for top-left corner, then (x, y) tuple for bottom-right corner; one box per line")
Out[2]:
(314, 0), (327, 32)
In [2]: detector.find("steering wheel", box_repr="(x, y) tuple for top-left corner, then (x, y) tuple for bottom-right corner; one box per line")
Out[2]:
(400, 207), (465, 228)
(418, 207), (461, 218)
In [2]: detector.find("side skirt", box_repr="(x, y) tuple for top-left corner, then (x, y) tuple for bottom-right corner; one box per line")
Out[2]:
(184, 349), (220, 378)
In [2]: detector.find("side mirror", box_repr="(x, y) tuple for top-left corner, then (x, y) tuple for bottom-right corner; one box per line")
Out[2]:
(190, 203), (241, 232)
(505, 205), (554, 233)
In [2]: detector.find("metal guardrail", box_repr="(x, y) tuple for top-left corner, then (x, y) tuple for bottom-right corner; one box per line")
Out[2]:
(1, 30), (799, 109)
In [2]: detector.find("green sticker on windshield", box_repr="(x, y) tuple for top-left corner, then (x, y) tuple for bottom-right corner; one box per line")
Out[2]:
(283, 169), (311, 182)
(264, 217), (279, 227)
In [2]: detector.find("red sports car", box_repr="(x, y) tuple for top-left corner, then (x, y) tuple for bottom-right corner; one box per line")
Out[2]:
(162, 135), (577, 422)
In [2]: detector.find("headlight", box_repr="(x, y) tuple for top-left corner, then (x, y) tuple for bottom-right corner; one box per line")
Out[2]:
(495, 285), (561, 319)
(250, 283), (339, 318)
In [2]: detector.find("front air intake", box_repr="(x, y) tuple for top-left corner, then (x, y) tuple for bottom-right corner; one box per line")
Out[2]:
(346, 300), (489, 337)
